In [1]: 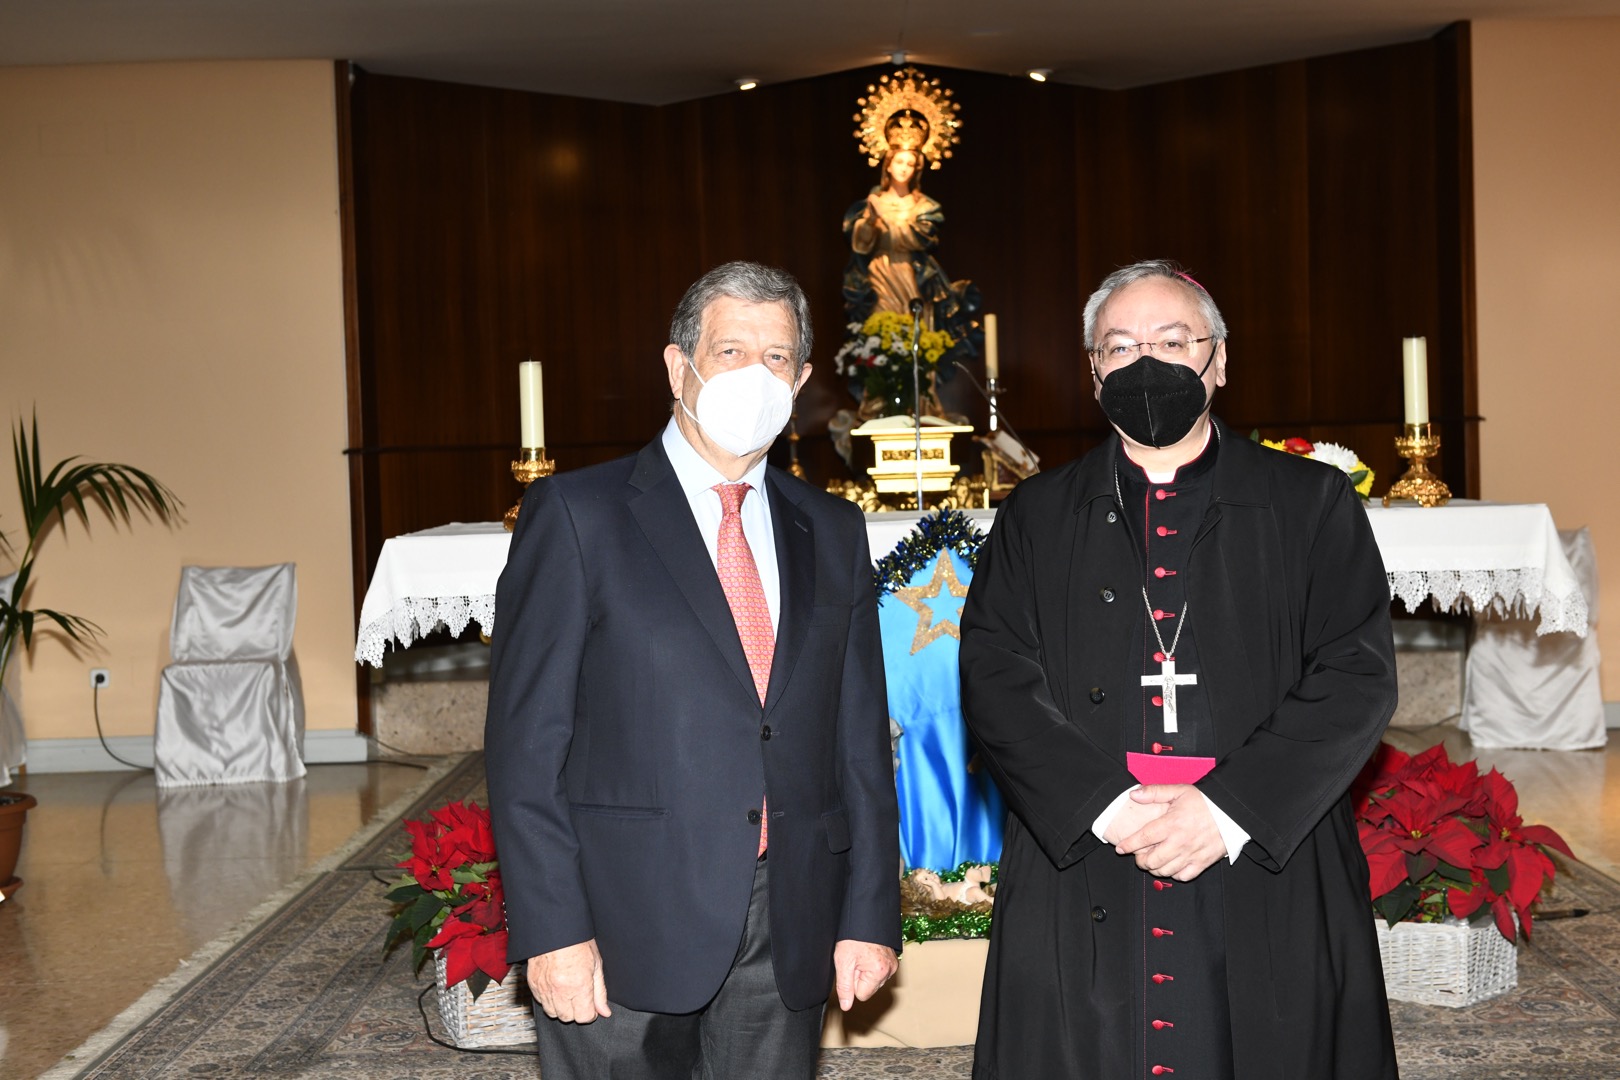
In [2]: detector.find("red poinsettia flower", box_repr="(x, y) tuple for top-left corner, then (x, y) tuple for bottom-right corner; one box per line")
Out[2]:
(452, 879), (506, 931)
(1353, 741), (1573, 942)
(386, 801), (511, 996)
(401, 817), (470, 890)
(430, 800), (499, 863)
(427, 918), (513, 986)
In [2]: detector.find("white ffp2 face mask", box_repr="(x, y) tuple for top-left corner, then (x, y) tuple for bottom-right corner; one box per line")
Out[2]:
(679, 356), (795, 458)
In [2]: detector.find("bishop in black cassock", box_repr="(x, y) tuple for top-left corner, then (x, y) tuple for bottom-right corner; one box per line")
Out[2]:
(960, 262), (1399, 1079)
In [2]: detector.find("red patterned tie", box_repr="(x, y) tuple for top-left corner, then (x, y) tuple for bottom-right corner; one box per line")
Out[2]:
(714, 482), (774, 856)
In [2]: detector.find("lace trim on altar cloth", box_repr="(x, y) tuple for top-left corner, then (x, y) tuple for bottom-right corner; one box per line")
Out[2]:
(355, 594), (498, 667)
(1386, 569), (1589, 636)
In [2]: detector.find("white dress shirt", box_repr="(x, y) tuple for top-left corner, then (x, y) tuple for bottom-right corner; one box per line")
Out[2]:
(661, 418), (781, 634)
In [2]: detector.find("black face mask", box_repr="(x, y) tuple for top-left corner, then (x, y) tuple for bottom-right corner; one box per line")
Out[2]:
(1095, 346), (1216, 448)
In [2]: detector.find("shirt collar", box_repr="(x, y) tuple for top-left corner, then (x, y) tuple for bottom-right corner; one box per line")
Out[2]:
(661, 417), (769, 501)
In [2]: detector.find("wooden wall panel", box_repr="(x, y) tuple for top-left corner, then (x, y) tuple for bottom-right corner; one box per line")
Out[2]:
(345, 26), (1477, 602)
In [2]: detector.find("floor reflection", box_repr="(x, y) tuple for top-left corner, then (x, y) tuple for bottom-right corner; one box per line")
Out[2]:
(158, 778), (310, 945)
(0, 759), (428, 1080)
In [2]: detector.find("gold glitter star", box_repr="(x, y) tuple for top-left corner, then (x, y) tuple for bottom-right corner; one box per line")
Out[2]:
(894, 553), (969, 654)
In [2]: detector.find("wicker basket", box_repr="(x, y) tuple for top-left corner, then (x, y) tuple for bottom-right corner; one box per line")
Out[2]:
(433, 952), (536, 1047)
(1373, 917), (1518, 1007)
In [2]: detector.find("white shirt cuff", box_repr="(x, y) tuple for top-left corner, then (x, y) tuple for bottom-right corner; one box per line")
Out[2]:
(1202, 795), (1250, 864)
(1091, 785), (1141, 842)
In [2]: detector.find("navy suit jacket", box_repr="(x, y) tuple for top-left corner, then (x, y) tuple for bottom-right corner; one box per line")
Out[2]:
(485, 436), (901, 1013)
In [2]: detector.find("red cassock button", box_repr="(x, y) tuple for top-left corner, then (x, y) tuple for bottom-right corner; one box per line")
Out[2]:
(1152, 927), (1174, 937)
(1152, 1019), (1175, 1030)
(1152, 695), (1164, 707)
(1152, 742), (1173, 754)
(1153, 880), (1174, 891)
(1155, 489), (1177, 501)
(1152, 1067), (1176, 1075)
(1153, 651), (1166, 662)
(1152, 973), (1174, 984)
(1156, 526), (1178, 537)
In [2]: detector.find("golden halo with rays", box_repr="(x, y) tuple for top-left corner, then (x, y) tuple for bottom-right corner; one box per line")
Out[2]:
(852, 65), (964, 170)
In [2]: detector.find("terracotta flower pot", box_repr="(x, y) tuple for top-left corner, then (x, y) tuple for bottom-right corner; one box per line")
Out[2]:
(0, 791), (37, 898)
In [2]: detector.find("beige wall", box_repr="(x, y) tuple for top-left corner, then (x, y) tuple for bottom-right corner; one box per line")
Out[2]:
(0, 61), (356, 739)
(1474, 19), (1620, 700)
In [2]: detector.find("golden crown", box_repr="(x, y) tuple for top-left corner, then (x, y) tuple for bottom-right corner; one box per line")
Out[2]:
(852, 66), (963, 170)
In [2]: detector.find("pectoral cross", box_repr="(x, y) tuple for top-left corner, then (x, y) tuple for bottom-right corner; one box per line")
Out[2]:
(1142, 656), (1198, 733)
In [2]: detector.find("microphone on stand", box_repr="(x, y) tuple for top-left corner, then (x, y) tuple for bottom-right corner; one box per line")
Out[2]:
(908, 298), (925, 509)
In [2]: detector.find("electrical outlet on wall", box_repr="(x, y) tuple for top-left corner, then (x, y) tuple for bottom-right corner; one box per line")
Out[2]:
(90, 668), (110, 689)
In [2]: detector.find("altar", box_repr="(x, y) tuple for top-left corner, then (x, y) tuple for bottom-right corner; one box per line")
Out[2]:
(355, 500), (1586, 667)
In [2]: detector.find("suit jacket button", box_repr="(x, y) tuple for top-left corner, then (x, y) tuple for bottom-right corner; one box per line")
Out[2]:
(1106, 510), (1118, 523)
(1090, 687), (1106, 704)
(1100, 587), (1116, 603)
(1091, 906), (1107, 922)
(761, 725), (772, 741)
(747, 809), (761, 825)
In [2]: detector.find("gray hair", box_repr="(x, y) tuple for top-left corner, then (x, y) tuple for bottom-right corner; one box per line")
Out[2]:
(669, 261), (813, 374)
(1082, 259), (1228, 351)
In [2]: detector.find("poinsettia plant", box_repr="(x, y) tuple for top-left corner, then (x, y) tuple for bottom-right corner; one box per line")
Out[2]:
(1352, 743), (1574, 942)
(384, 800), (511, 998)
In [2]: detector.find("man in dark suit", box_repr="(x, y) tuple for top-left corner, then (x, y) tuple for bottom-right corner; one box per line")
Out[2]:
(486, 261), (900, 1079)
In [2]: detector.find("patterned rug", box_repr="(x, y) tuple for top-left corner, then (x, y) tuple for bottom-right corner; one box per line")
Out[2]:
(47, 753), (1620, 1079)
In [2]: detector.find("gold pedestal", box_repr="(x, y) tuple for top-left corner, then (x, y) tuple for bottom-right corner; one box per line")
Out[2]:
(1382, 424), (1451, 508)
(504, 447), (556, 530)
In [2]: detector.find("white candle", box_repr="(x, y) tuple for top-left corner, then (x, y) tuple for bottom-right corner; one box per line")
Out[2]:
(983, 313), (999, 381)
(1401, 337), (1429, 425)
(519, 360), (545, 448)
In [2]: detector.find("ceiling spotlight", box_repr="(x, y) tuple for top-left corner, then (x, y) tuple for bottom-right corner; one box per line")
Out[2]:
(1028, 68), (1051, 83)
(891, 50), (908, 66)
(735, 77), (758, 91)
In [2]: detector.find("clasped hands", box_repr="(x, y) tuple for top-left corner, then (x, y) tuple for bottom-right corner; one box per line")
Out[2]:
(527, 938), (898, 1024)
(1103, 784), (1226, 882)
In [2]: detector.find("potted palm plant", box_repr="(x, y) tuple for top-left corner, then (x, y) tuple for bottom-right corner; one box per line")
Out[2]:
(0, 412), (181, 895)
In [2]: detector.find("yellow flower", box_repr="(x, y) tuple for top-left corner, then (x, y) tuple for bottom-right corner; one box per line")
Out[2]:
(1261, 439), (1287, 452)
(1354, 462), (1375, 498)
(858, 311), (955, 366)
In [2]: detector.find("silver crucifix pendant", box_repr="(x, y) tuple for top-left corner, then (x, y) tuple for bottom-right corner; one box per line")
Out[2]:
(1142, 656), (1198, 733)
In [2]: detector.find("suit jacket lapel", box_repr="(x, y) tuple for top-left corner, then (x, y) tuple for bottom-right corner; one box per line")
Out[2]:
(763, 472), (813, 715)
(627, 440), (759, 704)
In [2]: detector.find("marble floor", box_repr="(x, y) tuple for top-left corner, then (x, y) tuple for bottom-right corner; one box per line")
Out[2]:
(0, 760), (429, 1080)
(1, 733), (1615, 1080)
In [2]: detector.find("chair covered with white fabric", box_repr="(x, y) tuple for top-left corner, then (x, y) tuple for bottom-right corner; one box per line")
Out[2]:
(1461, 528), (1605, 750)
(154, 564), (306, 787)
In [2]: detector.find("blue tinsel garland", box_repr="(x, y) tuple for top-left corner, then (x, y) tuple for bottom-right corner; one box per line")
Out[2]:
(872, 508), (987, 599)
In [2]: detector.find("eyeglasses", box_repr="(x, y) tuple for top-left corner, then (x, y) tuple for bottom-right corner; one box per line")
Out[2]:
(1091, 335), (1214, 368)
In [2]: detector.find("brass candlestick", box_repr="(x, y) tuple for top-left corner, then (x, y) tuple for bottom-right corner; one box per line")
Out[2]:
(1382, 423), (1451, 508)
(504, 447), (557, 530)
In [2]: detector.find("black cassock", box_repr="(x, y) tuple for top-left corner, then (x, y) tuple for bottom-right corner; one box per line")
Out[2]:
(960, 420), (1399, 1080)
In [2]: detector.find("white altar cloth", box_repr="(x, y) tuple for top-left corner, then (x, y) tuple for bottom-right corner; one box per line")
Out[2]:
(1364, 501), (1587, 636)
(356, 501), (1585, 666)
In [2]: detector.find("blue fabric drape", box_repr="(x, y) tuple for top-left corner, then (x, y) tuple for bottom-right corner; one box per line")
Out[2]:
(879, 549), (1005, 872)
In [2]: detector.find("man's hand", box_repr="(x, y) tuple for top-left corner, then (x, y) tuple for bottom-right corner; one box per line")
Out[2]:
(1100, 794), (1168, 846)
(1114, 784), (1226, 882)
(833, 939), (898, 1011)
(527, 939), (612, 1024)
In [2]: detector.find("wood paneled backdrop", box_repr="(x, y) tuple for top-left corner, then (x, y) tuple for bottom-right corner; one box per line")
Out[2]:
(342, 24), (1477, 666)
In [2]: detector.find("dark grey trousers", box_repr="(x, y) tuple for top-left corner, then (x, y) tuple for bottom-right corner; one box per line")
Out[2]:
(534, 857), (825, 1080)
